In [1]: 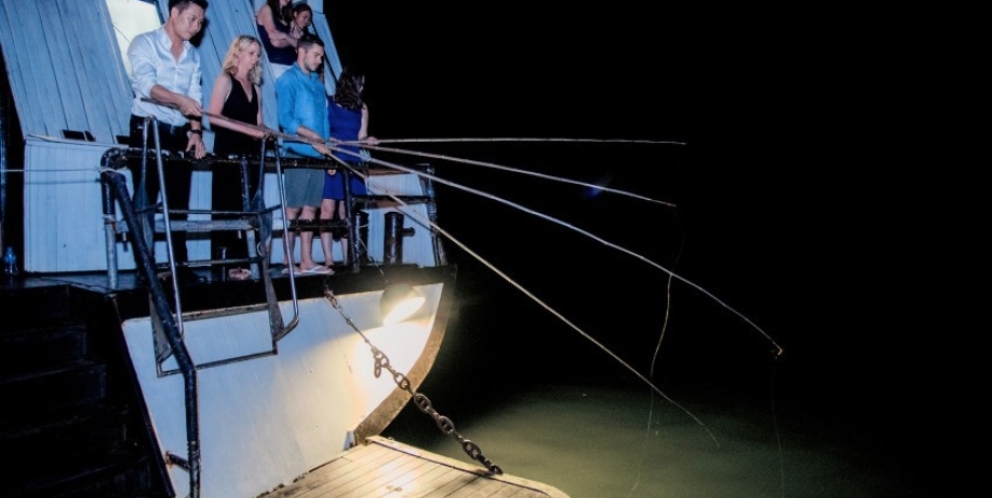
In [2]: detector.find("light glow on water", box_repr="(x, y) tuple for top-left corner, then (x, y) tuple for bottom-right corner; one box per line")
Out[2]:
(384, 382), (925, 498)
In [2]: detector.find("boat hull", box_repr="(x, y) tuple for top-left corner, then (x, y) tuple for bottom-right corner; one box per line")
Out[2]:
(118, 267), (455, 498)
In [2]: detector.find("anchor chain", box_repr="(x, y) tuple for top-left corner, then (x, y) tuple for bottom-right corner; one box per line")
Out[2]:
(371, 344), (502, 474)
(325, 289), (503, 475)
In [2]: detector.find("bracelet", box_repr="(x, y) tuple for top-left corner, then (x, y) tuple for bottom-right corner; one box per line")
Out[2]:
(188, 129), (202, 137)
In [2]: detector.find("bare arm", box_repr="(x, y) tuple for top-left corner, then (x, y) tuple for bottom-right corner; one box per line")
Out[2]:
(207, 75), (266, 139)
(257, 5), (294, 48)
(359, 105), (378, 144)
(256, 86), (265, 130)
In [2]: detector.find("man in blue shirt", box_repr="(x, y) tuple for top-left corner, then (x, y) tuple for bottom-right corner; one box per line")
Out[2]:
(275, 33), (333, 275)
(127, 0), (208, 282)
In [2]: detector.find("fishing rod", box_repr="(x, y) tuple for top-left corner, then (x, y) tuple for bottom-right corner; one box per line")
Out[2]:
(143, 97), (783, 356)
(138, 97), (786, 442)
(358, 142), (677, 208)
(148, 99), (784, 356)
(144, 98), (678, 208)
(343, 148), (784, 358)
(369, 137), (687, 146)
(150, 97), (781, 354)
(139, 97), (327, 149)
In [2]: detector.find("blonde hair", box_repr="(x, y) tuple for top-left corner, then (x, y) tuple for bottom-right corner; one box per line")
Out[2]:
(221, 35), (263, 85)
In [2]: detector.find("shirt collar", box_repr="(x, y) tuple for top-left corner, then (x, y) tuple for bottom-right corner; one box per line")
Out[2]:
(291, 63), (320, 81)
(154, 26), (191, 54)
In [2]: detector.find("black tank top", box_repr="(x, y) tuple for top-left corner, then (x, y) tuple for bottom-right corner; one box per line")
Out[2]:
(213, 74), (260, 157)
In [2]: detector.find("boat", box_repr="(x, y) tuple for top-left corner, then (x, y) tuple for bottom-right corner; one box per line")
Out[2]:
(0, 1), (569, 497)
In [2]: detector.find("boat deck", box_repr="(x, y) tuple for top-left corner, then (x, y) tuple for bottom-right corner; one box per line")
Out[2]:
(262, 436), (568, 498)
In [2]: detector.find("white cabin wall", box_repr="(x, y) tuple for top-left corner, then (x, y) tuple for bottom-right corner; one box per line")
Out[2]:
(24, 140), (109, 272)
(0, 0), (132, 143)
(23, 138), (211, 273)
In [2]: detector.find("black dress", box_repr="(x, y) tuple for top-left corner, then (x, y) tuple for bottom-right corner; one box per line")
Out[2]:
(212, 74), (260, 263)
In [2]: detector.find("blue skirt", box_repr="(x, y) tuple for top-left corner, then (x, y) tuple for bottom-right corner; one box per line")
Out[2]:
(323, 166), (367, 200)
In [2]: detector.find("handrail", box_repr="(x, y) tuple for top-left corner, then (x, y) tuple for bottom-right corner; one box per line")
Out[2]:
(100, 166), (202, 498)
(266, 139), (301, 341)
(97, 118), (314, 498)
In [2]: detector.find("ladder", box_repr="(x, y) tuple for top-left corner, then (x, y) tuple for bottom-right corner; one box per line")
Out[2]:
(99, 120), (302, 362)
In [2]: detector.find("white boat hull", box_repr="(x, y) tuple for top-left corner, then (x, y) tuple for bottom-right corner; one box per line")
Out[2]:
(122, 283), (446, 498)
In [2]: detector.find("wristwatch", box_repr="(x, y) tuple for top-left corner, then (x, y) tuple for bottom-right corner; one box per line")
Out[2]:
(187, 129), (202, 138)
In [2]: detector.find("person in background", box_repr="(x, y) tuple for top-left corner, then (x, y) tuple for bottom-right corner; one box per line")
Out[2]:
(207, 35), (268, 281)
(289, 2), (324, 83)
(290, 2), (315, 41)
(275, 33), (334, 275)
(320, 66), (377, 268)
(256, 0), (296, 79)
(127, 0), (208, 285)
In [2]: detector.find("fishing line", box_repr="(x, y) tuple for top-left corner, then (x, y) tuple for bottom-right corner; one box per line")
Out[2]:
(769, 360), (786, 498)
(626, 219), (686, 498)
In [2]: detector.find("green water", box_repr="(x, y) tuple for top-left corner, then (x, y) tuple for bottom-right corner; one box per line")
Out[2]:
(383, 380), (928, 498)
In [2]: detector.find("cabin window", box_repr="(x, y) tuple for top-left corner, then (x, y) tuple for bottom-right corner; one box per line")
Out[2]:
(105, 0), (162, 78)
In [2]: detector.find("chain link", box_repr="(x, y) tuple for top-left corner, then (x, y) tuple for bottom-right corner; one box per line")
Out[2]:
(325, 289), (503, 474)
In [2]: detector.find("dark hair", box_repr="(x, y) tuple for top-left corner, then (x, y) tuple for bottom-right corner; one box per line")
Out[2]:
(333, 66), (365, 111)
(297, 32), (324, 51)
(264, 0), (291, 24)
(292, 3), (315, 36)
(293, 2), (313, 16)
(169, 0), (208, 12)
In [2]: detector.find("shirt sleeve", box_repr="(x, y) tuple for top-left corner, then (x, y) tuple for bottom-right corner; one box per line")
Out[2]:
(127, 35), (157, 98)
(188, 50), (203, 106)
(276, 75), (301, 133)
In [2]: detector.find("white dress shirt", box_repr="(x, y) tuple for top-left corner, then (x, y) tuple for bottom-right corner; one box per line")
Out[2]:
(127, 27), (202, 126)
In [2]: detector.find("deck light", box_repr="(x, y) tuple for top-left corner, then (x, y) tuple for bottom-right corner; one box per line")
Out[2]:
(380, 283), (425, 325)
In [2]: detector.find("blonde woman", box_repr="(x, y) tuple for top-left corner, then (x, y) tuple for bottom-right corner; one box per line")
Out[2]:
(207, 35), (267, 279)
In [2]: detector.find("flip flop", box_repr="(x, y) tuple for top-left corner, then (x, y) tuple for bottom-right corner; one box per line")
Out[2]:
(228, 268), (252, 281)
(301, 265), (334, 275)
(281, 266), (302, 276)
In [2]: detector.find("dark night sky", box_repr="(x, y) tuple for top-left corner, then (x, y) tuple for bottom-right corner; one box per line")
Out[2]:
(323, 4), (953, 456)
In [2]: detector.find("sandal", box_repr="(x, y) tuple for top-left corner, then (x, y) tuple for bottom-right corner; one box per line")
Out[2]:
(300, 265), (334, 275)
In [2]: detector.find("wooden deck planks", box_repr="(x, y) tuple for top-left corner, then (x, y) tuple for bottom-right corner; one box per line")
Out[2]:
(259, 436), (569, 498)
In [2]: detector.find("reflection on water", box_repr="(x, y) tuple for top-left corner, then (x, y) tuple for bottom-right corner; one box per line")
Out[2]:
(383, 379), (930, 498)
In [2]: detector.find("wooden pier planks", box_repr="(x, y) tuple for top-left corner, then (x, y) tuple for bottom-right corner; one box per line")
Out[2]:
(260, 436), (569, 498)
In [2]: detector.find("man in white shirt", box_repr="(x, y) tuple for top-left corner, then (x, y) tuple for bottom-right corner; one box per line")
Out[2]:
(127, 0), (208, 282)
